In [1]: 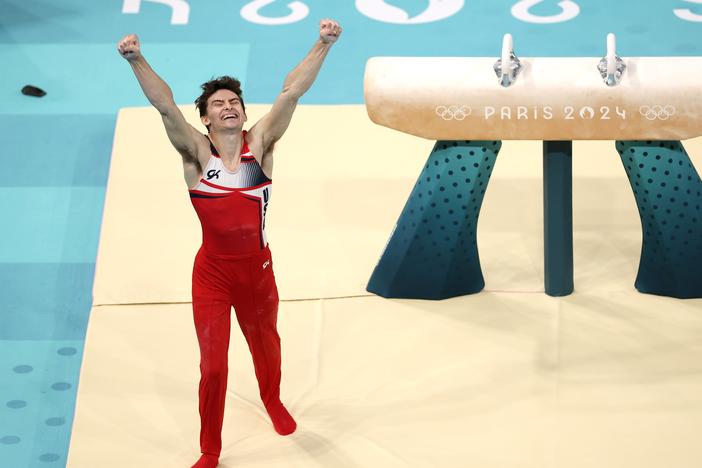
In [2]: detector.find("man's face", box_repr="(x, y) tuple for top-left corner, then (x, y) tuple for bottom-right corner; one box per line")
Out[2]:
(201, 89), (246, 131)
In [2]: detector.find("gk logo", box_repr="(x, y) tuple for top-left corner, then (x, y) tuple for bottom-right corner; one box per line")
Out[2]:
(206, 169), (221, 180)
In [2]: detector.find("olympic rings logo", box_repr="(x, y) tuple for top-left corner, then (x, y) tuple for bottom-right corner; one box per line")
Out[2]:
(435, 105), (472, 121)
(639, 105), (675, 121)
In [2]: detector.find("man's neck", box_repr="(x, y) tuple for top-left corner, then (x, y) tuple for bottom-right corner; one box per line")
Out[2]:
(210, 129), (243, 159)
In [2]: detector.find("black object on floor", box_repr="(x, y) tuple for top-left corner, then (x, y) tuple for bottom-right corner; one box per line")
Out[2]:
(21, 85), (46, 97)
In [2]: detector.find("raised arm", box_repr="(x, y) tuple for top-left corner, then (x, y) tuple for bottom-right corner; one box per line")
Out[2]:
(117, 34), (203, 165)
(249, 19), (342, 151)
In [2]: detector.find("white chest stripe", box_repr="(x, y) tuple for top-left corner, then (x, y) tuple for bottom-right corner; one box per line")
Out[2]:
(191, 153), (271, 194)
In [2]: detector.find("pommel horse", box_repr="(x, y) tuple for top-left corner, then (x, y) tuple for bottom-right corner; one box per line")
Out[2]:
(365, 34), (702, 299)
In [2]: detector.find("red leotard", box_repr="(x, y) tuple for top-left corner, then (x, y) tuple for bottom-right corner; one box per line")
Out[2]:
(189, 131), (272, 256)
(189, 132), (293, 458)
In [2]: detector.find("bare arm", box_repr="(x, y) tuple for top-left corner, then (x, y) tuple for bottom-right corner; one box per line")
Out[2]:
(117, 34), (203, 165)
(249, 19), (342, 151)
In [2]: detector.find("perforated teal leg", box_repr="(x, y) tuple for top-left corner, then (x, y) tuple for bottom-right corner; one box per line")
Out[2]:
(616, 140), (702, 298)
(367, 140), (501, 299)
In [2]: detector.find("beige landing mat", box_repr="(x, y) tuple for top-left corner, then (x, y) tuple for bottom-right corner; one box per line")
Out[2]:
(69, 293), (702, 468)
(92, 104), (702, 304)
(75, 104), (702, 467)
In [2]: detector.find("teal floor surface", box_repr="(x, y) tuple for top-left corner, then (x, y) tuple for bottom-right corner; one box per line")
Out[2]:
(1, 1), (700, 466)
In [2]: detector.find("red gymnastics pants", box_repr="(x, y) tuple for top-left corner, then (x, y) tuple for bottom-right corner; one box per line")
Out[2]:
(192, 245), (281, 456)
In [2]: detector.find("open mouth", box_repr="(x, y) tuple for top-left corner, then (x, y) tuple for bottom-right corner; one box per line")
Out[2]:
(222, 114), (239, 120)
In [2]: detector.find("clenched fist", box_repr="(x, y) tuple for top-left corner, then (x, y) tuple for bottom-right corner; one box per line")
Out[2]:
(117, 34), (142, 61)
(320, 19), (342, 44)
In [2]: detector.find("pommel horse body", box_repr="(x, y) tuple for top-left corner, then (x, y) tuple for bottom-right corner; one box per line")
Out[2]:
(365, 48), (702, 299)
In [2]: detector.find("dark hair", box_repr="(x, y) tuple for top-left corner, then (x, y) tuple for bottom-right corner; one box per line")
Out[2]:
(195, 76), (246, 127)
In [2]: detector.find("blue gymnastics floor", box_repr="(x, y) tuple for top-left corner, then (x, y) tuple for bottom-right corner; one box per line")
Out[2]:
(1, 1), (700, 466)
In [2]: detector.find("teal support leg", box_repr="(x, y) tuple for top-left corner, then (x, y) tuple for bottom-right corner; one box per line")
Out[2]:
(367, 140), (501, 299)
(543, 140), (574, 297)
(615, 140), (702, 298)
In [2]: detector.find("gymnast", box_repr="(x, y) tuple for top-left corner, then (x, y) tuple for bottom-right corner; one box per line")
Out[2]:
(117, 19), (342, 468)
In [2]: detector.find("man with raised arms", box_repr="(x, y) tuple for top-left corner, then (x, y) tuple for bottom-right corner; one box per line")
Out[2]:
(117, 19), (342, 468)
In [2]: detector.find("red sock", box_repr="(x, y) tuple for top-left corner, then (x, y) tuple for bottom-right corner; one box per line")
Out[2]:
(265, 401), (297, 435)
(191, 453), (218, 468)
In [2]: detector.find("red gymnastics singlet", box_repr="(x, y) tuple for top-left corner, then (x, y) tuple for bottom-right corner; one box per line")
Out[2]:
(189, 130), (271, 257)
